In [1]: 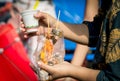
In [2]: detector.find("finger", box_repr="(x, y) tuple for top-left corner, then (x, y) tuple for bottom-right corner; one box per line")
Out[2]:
(29, 63), (37, 74)
(20, 23), (25, 28)
(38, 61), (54, 73)
(37, 26), (44, 35)
(19, 15), (22, 21)
(37, 26), (49, 35)
(24, 34), (28, 38)
(19, 16), (25, 27)
(20, 27), (26, 32)
(48, 75), (53, 81)
(34, 11), (47, 19)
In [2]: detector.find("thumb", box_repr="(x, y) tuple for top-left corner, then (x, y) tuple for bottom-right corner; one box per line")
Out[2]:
(38, 61), (54, 73)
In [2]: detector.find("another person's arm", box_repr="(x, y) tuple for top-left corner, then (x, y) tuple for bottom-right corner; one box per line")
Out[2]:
(59, 22), (89, 45)
(71, 0), (99, 66)
(21, 12), (89, 45)
(38, 61), (100, 81)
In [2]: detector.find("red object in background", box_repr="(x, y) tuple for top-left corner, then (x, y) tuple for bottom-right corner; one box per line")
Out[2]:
(0, 24), (38, 81)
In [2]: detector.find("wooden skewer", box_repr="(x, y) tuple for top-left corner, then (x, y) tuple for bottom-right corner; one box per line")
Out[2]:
(56, 10), (61, 29)
(47, 14), (50, 34)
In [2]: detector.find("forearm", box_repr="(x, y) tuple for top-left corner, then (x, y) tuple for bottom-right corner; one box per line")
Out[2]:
(84, 0), (99, 21)
(71, 44), (89, 66)
(69, 66), (100, 81)
(59, 22), (89, 45)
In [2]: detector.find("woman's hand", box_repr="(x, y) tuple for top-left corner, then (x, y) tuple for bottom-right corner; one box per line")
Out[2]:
(38, 61), (75, 81)
(20, 11), (57, 38)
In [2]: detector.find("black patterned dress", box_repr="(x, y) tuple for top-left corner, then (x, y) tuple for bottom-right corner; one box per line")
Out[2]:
(93, 0), (120, 81)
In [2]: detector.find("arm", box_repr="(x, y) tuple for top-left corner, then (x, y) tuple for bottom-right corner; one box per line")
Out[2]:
(84, 0), (99, 21)
(32, 12), (89, 45)
(69, 65), (100, 81)
(59, 22), (89, 45)
(38, 61), (100, 81)
(71, 0), (99, 66)
(71, 44), (89, 66)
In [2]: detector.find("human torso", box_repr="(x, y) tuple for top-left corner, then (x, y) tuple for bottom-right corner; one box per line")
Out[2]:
(94, 0), (120, 70)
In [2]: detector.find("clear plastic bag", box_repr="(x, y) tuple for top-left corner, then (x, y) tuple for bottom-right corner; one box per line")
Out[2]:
(31, 28), (65, 80)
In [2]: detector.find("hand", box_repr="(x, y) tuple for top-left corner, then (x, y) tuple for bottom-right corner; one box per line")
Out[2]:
(20, 11), (57, 38)
(38, 61), (74, 81)
(64, 77), (78, 81)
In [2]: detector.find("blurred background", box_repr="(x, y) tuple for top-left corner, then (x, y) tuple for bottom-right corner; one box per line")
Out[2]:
(0, 0), (96, 80)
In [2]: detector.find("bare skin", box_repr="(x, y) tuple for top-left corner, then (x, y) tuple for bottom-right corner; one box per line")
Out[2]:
(38, 61), (100, 81)
(21, 11), (89, 45)
(20, 1), (100, 80)
(20, 11), (100, 81)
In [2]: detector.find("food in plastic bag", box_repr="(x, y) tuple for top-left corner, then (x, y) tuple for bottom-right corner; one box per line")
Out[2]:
(31, 28), (65, 80)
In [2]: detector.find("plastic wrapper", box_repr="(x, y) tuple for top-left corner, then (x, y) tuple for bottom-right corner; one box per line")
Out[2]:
(28, 28), (65, 81)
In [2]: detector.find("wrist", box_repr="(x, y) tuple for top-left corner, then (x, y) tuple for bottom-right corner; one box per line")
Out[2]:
(82, 21), (92, 27)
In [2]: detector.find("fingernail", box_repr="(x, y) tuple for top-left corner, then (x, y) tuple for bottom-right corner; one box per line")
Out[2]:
(38, 61), (41, 65)
(24, 35), (28, 38)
